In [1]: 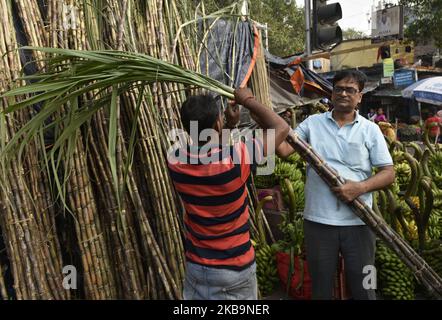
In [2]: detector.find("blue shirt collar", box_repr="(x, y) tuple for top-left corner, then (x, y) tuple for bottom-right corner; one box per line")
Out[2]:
(327, 110), (360, 125)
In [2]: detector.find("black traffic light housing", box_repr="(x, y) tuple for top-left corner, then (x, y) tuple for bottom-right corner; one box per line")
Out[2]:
(312, 0), (343, 50)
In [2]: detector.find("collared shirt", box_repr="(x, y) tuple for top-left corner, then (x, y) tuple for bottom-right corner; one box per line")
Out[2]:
(295, 111), (393, 226)
(167, 139), (263, 270)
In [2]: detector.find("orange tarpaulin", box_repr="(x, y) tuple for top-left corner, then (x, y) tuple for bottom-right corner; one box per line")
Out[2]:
(239, 24), (260, 89)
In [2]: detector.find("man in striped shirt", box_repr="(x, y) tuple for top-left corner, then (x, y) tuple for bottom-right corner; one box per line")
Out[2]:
(168, 88), (289, 300)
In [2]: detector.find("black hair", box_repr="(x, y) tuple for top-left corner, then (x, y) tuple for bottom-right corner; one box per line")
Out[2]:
(332, 70), (367, 92)
(180, 94), (221, 135)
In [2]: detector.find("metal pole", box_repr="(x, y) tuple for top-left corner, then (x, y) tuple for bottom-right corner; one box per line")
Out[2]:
(305, 0), (313, 70)
(265, 23), (269, 51)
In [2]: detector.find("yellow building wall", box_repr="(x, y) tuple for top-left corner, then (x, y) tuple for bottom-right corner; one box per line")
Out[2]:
(330, 39), (414, 71)
(312, 57), (331, 73)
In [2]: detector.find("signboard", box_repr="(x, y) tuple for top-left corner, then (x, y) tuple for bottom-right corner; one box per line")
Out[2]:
(371, 6), (403, 39)
(383, 58), (395, 77)
(393, 69), (416, 88)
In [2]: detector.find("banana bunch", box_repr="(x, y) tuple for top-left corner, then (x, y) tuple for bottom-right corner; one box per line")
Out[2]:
(286, 153), (306, 173)
(404, 218), (419, 241)
(394, 162), (411, 191)
(433, 189), (442, 209)
(390, 181), (401, 198)
(280, 180), (305, 212)
(429, 151), (442, 189)
(429, 151), (442, 171)
(275, 211), (305, 257)
(433, 170), (442, 190)
(274, 161), (303, 182)
(392, 150), (405, 163)
(286, 153), (302, 166)
(255, 243), (279, 296)
(375, 242), (415, 300)
(254, 174), (277, 189)
(422, 241), (442, 278)
(273, 160), (305, 211)
(428, 210), (441, 240)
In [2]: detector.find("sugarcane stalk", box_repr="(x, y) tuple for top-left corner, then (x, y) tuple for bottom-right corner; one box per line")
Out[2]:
(247, 180), (276, 244)
(0, 261), (7, 300)
(255, 195), (273, 245)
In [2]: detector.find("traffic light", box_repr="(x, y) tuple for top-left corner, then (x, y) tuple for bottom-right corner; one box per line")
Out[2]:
(312, 0), (343, 50)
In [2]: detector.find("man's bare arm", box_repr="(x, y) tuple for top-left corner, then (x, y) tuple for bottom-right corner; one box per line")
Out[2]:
(332, 165), (395, 203)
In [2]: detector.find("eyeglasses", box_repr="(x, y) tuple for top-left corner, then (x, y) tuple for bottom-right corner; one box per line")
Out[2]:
(333, 86), (359, 95)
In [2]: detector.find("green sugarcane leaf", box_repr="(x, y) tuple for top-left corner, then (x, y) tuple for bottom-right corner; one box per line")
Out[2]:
(108, 85), (120, 209)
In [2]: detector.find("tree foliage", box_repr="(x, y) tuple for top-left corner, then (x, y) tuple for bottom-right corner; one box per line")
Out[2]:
(251, 0), (305, 56)
(342, 28), (366, 40)
(400, 0), (442, 47)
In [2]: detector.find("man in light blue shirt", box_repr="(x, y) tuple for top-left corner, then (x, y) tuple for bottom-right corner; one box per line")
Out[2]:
(276, 70), (395, 299)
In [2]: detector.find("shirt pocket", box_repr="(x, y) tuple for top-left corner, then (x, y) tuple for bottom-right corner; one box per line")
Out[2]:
(344, 142), (369, 167)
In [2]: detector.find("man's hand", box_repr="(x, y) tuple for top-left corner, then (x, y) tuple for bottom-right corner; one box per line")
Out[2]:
(224, 101), (240, 128)
(230, 86), (289, 157)
(233, 87), (255, 106)
(331, 180), (367, 203)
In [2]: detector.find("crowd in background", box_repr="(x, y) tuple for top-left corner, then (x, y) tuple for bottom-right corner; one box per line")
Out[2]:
(364, 107), (442, 143)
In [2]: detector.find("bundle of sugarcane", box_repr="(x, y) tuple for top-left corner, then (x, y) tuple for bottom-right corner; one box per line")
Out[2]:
(250, 28), (272, 109)
(9, 0), (124, 299)
(2, 0), (218, 299)
(0, 46), (231, 299)
(2, 0), (259, 299)
(0, 0), (68, 300)
(284, 132), (442, 298)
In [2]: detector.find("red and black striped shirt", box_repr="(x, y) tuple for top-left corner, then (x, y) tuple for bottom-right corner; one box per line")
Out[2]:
(167, 139), (263, 270)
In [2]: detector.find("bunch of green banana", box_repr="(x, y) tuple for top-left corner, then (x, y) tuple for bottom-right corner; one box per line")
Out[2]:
(428, 211), (441, 240)
(274, 161), (303, 182)
(255, 243), (279, 296)
(422, 241), (442, 278)
(429, 151), (442, 170)
(375, 241), (415, 300)
(392, 150), (405, 163)
(278, 215), (304, 254)
(390, 181), (401, 198)
(253, 174), (277, 189)
(429, 151), (442, 189)
(433, 189), (442, 209)
(286, 153), (302, 166)
(280, 180), (304, 211)
(433, 170), (442, 190)
(394, 162), (411, 191)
